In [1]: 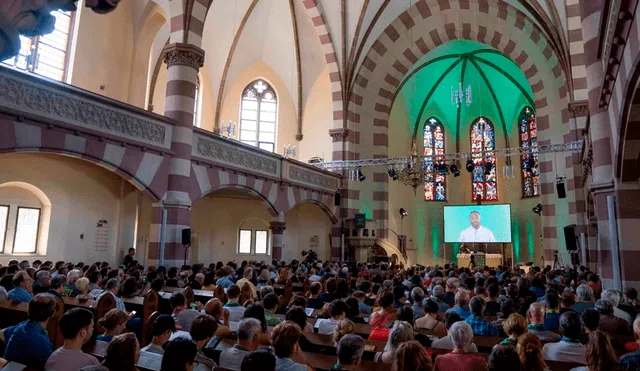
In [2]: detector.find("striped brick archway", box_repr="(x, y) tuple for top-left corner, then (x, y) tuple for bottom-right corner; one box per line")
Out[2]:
(346, 0), (574, 263)
(0, 119), (168, 202)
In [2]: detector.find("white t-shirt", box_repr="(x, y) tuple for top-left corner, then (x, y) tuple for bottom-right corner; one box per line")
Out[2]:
(314, 318), (340, 335)
(542, 341), (587, 364)
(458, 225), (496, 243)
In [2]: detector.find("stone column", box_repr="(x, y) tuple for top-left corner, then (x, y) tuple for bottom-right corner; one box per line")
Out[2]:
(148, 43), (204, 268)
(270, 221), (286, 261)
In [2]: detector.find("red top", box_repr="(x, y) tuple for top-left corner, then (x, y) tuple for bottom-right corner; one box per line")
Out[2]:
(434, 351), (488, 371)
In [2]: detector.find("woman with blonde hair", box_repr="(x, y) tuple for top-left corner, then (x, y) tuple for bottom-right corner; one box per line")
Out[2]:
(517, 332), (546, 371)
(257, 269), (270, 287)
(97, 309), (129, 342)
(374, 321), (414, 364)
(332, 319), (355, 346)
(277, 268), (289, 285)
(500, 313), (528, 346)
(394, 340), (433, 371)
(75, 277), (92, 300)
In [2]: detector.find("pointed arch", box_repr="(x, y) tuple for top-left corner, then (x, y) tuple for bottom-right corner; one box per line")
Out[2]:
(470, 117), (497, 201)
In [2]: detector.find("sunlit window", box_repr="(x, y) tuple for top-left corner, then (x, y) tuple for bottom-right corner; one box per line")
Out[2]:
(13, 207), (40, 253)
(0, 206), (7, 253)
(471, 117), (498, 201)
(238, 229), (252, 254)
(240, 80), (277, 152)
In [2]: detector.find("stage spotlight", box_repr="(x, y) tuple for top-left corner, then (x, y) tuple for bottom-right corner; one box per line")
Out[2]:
(450, 163), (460, 177)
(436, 162), (449, 175)
(533, 203), (542, 215)
(399, 208), (408, 217)
(357, 168), (366, 182)
(484, 162), (493, 176)
(466, 159), (474, 173)
(388, 168), (397, 181)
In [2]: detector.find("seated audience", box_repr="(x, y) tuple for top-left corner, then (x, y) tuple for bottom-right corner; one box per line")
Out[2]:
(7, 271), (33, 302)
(32, 270), (51, 295)
(394, 340), (433, 371)
(241, 349), (276, 371)
(216, 266), (235, 288)
(443, 278), (459, 308)
(236, 267), (257, 300)
(190, 314), (218, 370)
(430, 285), (451, 312)
(352, 291), (372, 315)
(500, 313), (527, 346)
(574, 284), (595, 314)
(582, 308), (600, 335)
(256, 269), (270, 287)
(318, 278), (339, 304)
(465, 296), (499, 336)
(572, 330), (618, 371)
(493, 298), (515, 335)
(544, 291), (561, 330)
(98, 278), (127, 311)
(332, 319), (355, 346)
(243, 302), (271, 344)
(333, 334), (364, 371)
(560, 291), (576, 314)
(527, 302), (561, 342)
(45, 308), (100, 371)
(344, 297), (366, 324)
(219, 318), (262, 371)
(62, 269), (82, 297)
(141, 315), (176, 355)
(392, 285), (407, 308)
(204, 298), (233, 337)
(374, 321), (414, 364)
(101, 333), (140, 371)
(434, 321), (488, 371)
(594, 298), (630, 336)
(263, 292), (281, 327)
(1, 293), (55, 369)
(170, 292), (202, 332)
(48, 275), (67, 299)
(446, 290), (471, 319)
(541, 311), (586, 364)
(224, 285), (246, 322)
(96, 308), (129, 342)
(602, 289), (632, 324)
(488, 344), (520, 371)
(306, 282), (324, 310)
(160, 337), (198, 371)
(432, 311), (479, 352)
(518, 332), (546, 371)
(620, 318), (640, 370)
(315, 299), (348, 335)
(415, 298), (446, 332)
(410, 287), (425, 320)
(370, 290), (396, 328)
(271, 321), (314, 371)
(484, 284), (501, 315)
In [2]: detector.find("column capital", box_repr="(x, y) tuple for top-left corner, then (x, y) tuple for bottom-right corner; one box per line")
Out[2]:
(163, 43), (205, 70)
(269, 221), (286, 234)
(329, 128), (348, 142)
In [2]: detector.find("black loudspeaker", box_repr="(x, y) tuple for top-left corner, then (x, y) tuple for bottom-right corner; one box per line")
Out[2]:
(564, 225), (577, 251)
(182, 228), (191, 246)
(334, 192), (341, 206)
(556, 182), (566, 199)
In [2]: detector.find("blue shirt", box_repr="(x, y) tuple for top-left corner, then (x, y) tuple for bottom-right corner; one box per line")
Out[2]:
(464, 315), (499, 336)
(426, 297), (450, 313)
(446, 306), (471, 319)
(96, 334), (114, 342)
(358, 301), (372, 315)
(544, 311), (560, 330)
(217, 277), (234, 289)
(4, 320), (53, 369)
(7, 287), (32, 303)
(619, 349), (640, 370)
(412, 303), (425, 320)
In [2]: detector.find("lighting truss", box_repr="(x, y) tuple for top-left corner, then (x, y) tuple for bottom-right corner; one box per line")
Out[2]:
(313, 141), (583, 171)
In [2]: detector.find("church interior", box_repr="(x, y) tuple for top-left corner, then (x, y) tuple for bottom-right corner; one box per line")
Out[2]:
(0, 0), (638, 290)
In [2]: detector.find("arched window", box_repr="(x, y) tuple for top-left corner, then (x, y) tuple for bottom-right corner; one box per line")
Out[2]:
(471, 117), (497, 201)
(423, 117), (446, 201)
(240, 80), (277, 152)
(2, 10), (75, 81)
(519, 107), (540, 197)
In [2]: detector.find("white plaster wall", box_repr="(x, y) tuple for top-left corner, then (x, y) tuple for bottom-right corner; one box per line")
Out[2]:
(299, 67), (333, 163)
(282, 203), (333, 263)
(0, 153), (143, 266)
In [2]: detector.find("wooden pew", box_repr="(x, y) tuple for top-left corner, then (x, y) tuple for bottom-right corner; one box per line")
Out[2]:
(46, 296), (65, 349)
(142, 311), (161, 346)
(162, 286), (214, 303)
(239, 283), (252, 306)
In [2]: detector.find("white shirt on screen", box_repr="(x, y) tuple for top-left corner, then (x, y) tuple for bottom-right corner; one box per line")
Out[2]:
(458, 225), (496, 243)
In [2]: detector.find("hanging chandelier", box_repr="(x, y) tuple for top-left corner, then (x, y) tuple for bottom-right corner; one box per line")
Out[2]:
(391, 139), (436, 195)
(451, 82), (472, 108)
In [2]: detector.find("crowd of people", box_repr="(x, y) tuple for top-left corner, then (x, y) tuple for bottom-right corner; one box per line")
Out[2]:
(0, 253), (638, 371)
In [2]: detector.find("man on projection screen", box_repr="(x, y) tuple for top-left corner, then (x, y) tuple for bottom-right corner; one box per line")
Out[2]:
(458, 210), (496, 243)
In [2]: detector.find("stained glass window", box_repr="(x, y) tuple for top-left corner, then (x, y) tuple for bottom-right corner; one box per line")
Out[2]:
(519, 107), (540, 197)
(423, 117), (446, 201)
(240, 80), (277, 152)
(2, 11), (74, 81)
(471, 117), (497, 201)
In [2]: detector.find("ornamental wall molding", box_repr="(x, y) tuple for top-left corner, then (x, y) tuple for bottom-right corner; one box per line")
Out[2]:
(163, 43), (205, 70)
(195, 135), (279, 177)
(288, 164), (339, 191)
(0, 68), (169, 147)
(0, 0), (118, 60)
(569, 100), (589, 117)
(329, 128), (348, 142)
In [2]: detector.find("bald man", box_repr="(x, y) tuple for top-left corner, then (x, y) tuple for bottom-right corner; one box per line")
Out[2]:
(204, 298), (233, 337)
(458, 211), (496, 243)
(527, 302), (561, 342)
